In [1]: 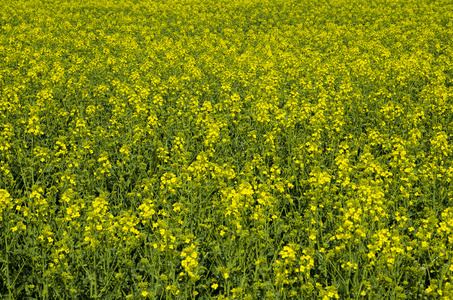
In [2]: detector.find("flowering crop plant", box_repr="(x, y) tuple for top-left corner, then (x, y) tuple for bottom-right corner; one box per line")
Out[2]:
(1, 0), (453, 299)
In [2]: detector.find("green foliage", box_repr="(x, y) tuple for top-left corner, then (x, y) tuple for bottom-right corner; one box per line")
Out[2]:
(1, 0), (453, 299)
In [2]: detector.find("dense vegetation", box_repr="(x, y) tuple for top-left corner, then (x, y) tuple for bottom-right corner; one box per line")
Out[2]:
(1, 0), (453, 299)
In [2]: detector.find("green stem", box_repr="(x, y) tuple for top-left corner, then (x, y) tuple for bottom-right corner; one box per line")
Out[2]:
(5, 233), (13, 300)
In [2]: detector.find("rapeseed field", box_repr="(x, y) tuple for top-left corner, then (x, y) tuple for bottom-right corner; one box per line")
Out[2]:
(1, 0), (453, 299)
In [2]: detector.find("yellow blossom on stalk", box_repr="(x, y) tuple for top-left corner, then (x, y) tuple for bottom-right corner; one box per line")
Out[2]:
(279, 244), (298, 264)
(181, 244), (199, 281)
(320, 285), (340, 300)
(138, 198), (156, 224)
(0, 189), (13, 221)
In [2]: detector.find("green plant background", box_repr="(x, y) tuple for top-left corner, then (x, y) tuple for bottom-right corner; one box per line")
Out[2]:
(1, 0), (453, 299)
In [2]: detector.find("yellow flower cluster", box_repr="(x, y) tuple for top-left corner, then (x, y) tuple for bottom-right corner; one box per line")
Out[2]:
(181, 243), (200, 282)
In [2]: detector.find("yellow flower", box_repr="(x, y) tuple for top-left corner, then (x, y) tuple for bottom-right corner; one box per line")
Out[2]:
(211, 283), (218, 290)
